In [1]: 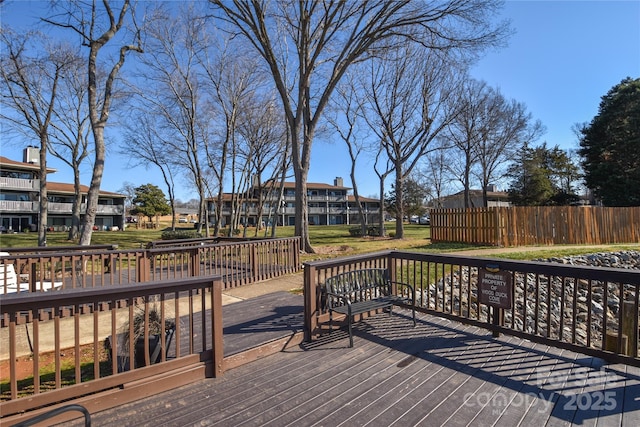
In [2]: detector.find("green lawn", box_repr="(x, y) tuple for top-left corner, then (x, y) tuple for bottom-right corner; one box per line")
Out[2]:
(1, 222), (637, 261)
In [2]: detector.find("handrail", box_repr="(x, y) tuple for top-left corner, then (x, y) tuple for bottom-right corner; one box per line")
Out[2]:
(1, 276), (224, 419)
(9, 404), (91, 427)
(304, 250), (640, 366)
(0, 237), (301, 294)
(4, 244), (118, 254)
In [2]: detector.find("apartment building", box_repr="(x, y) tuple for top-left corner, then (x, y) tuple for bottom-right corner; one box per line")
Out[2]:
(0, 148), (125, 232)
(209, 177), (381, 227)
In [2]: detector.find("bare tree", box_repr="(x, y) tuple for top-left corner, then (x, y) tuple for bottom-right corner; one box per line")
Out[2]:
(48, 48), (92, 240)
(373, 143), (395, 236)
(474, 89), (544, 206)
(0, 29), (71, 245)
(327, 73), (372, 235)
(121, 112), (179, 229)
(365, 45), (463, 238)
(198, 36), (265, 236)
(446, 79), (544, 207)
(415, 137), (455, 208)
(210, 0), (508, 252)
(444, 79), (490, 208)
(131, 3), (211, 235)
(236, 96), (288, 237)
(44, 0), (143, 245)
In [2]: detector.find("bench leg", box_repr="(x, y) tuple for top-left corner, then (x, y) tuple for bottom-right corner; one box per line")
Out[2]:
(329, 311), (333, 335)
(348, 315), (353, 348)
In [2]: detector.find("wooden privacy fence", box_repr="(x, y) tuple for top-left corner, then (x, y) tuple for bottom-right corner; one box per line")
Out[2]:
(431, 206), (640, 246)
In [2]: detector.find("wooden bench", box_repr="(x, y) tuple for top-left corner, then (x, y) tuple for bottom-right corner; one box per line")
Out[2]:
(324, 268), (416, 347)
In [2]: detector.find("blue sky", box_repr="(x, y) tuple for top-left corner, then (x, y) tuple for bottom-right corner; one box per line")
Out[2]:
(1, 1), (639, 201)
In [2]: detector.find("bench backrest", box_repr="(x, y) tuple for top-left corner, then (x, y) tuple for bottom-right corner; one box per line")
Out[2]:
(324, 268), (391, 307)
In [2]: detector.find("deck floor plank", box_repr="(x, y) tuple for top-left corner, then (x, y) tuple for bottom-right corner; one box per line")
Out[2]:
(60, 296), (639, 427)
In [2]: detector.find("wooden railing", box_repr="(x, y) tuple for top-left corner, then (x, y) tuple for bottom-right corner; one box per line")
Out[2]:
(431, 206), (640, 246)
(0, 276), (224, 425)
(304, 251), (640, 367)
(0, 237), (301, 295)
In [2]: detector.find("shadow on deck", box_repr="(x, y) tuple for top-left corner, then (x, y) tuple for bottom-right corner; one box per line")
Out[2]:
(63, 298), (640, 427)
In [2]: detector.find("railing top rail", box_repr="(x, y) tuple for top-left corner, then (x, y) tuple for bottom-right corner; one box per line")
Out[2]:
(0, 248), (144, 260)
(146, 236), (300, 254)
(3, 244), (118, 254)
(392, 250), (640, 283)
(0, 276), (221, 312)
(304, 250), (391, 269)
(146, 237), (220, 248)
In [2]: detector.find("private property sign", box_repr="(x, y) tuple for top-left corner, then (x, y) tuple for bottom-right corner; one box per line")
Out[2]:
(478, 266), (513, 309)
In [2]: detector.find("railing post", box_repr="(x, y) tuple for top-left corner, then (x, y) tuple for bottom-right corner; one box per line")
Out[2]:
(622, 300), (636, 356)
(191, 248), (201, 277)
(387, 252), (396, 281)
(492, 307), (503, 338)
(211, 278), (224, 377)
(137, 252), (150, 282)
(304, 263), (317, 342)
(30, 262), (37, 292)
(250, 244), (259, 276)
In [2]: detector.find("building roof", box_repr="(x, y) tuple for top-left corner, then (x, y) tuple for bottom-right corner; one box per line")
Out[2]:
(0, 156), (57, 173)
(48, 182), (124, 198)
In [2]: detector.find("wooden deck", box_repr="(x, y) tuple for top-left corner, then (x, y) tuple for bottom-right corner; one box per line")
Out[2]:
(62, 300), (640, 426)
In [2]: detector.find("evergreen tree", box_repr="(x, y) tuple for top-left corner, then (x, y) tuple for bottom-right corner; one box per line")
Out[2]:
(507, 143), (581, 206)
(385, 178), (429, 219)
(130, 184), (171, 223)
(578, 77), (640, 206)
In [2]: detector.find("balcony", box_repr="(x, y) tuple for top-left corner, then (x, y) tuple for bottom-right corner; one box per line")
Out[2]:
(0, 177), (38, 191)
(0, 200), (37, 213)
(0, 201), (124, 215)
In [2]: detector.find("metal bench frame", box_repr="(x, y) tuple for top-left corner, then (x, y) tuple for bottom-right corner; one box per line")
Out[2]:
(324, 268), (416, 347)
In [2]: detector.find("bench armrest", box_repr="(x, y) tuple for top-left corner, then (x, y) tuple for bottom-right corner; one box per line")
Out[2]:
(390, 281), (416, 305)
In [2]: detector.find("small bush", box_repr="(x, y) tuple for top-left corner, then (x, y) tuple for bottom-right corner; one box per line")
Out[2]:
(348, 226), (364, 237)
(349, 226), (381, 237)
(161, 230), (201, 240)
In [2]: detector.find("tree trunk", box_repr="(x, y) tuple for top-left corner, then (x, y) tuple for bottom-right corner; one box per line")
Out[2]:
(378, 176), (386, 237)
(394, 165), (405, 239)
(79, 127), (105, 245)
(68, 169), (82, 240)
(38, 140), (48, 246)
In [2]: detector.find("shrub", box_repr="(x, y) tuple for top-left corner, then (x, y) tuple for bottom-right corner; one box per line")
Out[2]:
(348, 226), (364, 237)
(161, 230), (201, 240)
(349, 226), (381, 237)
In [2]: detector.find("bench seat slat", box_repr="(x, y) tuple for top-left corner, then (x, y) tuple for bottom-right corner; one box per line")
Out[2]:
(330, 296), (406, 316)
(324, 268), (416, 347)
